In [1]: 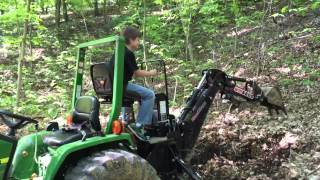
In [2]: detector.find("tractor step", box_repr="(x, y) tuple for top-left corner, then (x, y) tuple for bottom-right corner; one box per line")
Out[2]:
(126, 125), (169, 144)
(147, 136), (168, 144)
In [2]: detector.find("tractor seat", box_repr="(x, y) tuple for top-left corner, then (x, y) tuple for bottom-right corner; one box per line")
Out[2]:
(90, 62), (141, 105)
(44, 96), (101, 147)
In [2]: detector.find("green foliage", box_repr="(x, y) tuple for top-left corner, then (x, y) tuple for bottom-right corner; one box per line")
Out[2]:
(312, 35), (320, 43)
(301, 79), (312, 86)
(311, 1), (320, 10)
(236, 16), (255, 27)
(0, 0), (318, 121)
(199, 0), (229, 30)
(39, 0), (54, 8)
(231, 0), (240, 16)
(1, 1), (38, 46)
(69, 0), (92, 11)
(1, 1), (320, 178)
(310, 70), (320, 80)
(279, 0), (317, 17)
(280, 78), (296, 87)
(281, 6), (289, 14)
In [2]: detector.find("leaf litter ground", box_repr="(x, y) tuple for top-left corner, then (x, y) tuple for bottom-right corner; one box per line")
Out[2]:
(191, 81), (320, 179)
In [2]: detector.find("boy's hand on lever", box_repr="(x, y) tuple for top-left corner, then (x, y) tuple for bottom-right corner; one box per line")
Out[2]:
(149, 69), (158, 76)
(134, 69), (158, 77)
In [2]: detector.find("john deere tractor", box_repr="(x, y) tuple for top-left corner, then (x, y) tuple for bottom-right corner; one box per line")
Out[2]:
(0, 36), (286, 180)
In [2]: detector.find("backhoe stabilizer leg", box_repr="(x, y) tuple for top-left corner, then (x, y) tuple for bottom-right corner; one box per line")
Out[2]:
(167, 146), (202, 180)
(174, 157), (202, 180)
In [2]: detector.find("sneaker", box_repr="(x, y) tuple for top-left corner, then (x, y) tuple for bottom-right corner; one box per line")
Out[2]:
(128, 123), (148, 141)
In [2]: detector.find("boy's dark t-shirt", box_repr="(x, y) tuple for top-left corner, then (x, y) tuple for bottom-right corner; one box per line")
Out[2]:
(110, 47), (138, 86)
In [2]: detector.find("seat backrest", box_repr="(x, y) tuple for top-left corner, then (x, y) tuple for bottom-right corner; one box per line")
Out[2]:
(90, 62), (113, 98)
(72, 96), (101, 131)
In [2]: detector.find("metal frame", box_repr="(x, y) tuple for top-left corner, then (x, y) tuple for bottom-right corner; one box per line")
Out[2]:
(72, 35), (125, 134)
(139, 60), (169, 99)
(139, 60), (170, 121)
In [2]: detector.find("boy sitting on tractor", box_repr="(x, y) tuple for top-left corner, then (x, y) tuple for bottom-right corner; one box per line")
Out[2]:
(110, 26), (158, 140)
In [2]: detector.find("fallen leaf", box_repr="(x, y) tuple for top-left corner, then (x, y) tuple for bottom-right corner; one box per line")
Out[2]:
(279, 133), (299, 149)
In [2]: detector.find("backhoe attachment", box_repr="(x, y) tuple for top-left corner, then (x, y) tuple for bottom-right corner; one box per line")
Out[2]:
(221, 76), (287, 115)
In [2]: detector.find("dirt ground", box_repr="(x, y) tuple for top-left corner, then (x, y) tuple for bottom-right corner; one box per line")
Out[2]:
(191, 80), (320, 179)
(1, 81), (319, 180)
(1, 69), (319, 180)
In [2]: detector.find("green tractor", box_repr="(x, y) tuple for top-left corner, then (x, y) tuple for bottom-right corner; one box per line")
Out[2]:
(0, 36), (286, 180)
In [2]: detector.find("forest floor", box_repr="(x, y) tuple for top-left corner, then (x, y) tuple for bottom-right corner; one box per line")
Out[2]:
(190, 64), (320, 180)
(187, 13), (320, 179)
(1, 5), (320, 180)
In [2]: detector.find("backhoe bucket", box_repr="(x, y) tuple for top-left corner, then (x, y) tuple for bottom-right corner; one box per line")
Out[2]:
(260, 86), (287, 115)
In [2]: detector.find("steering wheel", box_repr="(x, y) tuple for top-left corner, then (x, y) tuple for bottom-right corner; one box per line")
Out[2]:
(0, 109), (38, 137)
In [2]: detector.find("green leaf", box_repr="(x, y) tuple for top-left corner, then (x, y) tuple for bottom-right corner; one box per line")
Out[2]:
(311, 2), (320, 10)
(281, 6), (289, 14)
(48, 107), (59, 119)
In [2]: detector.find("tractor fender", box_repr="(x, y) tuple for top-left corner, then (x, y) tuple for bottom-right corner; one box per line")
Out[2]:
(10, 131), (50, 179)
(44, 133), (133, 180)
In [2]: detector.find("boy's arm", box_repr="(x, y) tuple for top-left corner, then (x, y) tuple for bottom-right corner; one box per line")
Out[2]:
(133, 69), (157, 77)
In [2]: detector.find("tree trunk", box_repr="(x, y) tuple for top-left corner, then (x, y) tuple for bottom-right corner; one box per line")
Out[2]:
(143, 0), (147, 62)
(116, 0), (121, 9)
(62, 0), (68, 22)
(16, 0), (31, 106)
(181, 4), (194, 61)
(94, 0), (99, 16)
(184, 22), (194, 61)
(103, 0), (107, 22)
(41, 7), (45, 14)
(187, 38), (194, 61)
(55, 0), (61, 27)
(40, 0), (45, 14)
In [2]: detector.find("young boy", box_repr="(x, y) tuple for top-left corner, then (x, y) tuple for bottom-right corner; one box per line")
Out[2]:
(111, 26), (158, 140)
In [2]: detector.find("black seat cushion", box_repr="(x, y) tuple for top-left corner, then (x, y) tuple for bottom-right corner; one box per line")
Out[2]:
(44, 96), (101, 147)
(43, 129), (82, 147)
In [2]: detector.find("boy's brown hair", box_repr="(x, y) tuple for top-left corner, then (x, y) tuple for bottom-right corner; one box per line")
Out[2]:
(121, 26), (141, 44)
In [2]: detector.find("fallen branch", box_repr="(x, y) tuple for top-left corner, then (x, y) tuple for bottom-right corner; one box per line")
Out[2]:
(226, 26), (261, 37)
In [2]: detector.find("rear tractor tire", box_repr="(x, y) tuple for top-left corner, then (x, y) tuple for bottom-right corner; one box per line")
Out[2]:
(65, 149), (160, 180)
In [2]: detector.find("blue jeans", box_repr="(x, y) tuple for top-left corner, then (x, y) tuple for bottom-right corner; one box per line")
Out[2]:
(126, 83), (155, 126)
